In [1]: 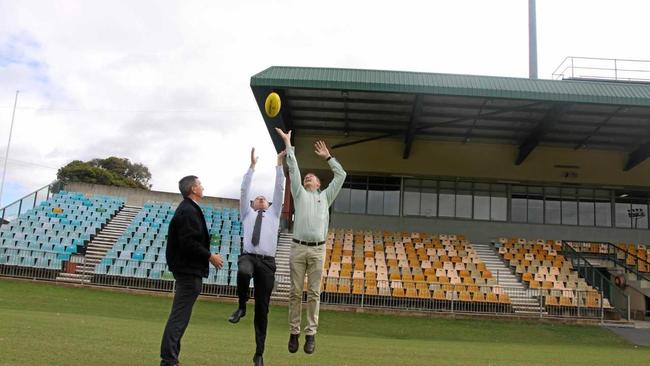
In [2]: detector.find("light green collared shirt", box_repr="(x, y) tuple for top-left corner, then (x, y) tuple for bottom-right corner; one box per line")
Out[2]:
(286, 146), (347, 242)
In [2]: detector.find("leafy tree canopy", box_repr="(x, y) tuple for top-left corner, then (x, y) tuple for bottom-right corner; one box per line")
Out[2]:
(57, 157), (152, 189)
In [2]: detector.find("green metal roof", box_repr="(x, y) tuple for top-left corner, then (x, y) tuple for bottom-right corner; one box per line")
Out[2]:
(251, 66), (650, 107)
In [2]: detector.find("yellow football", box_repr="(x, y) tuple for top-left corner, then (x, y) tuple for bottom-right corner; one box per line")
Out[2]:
(264, 92), (281, 118)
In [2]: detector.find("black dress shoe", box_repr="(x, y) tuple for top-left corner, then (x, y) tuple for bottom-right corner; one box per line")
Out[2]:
(304, 335), (315, 354)
(228, 308), (246, 323)
(253, 354), (264, 366)
(288, 333), (299, 353)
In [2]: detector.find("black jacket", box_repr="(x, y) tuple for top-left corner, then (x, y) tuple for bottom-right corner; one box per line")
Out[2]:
(166, 198), (211, 277)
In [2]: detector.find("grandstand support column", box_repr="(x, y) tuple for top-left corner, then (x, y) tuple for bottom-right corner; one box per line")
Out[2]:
(402, 95), (423, 159)
(624, 140), (650, 171)
(515, 103), (569, 165)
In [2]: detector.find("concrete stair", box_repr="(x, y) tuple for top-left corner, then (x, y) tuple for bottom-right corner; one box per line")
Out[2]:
(56, 205), (141, 284)
(472, 242), (545, 315)
(271, 232), (292, 301)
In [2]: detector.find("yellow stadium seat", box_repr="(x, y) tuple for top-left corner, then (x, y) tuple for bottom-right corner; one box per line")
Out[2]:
(458, 291), (472, 302)
(545, 296), (559, 306)
(498, 293), (511, 304)
(485, 293), (498, 303)
(433, 289), (446, 300)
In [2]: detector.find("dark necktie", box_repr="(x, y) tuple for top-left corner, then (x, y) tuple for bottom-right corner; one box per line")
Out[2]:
(251, 210), (264, 246)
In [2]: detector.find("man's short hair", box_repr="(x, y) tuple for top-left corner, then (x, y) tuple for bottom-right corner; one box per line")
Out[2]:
(179, 175), (198, 198)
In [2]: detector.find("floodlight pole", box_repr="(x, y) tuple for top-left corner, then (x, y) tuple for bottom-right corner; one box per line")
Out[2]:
(0, 90), (19, 207)
(529, 0), (538, 79)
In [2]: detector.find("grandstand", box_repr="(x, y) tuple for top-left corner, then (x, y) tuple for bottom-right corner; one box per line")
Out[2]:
(1, 65), (649, 323)
(250, 66), (650, 320)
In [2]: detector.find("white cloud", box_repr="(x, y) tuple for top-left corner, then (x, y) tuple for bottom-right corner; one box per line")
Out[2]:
(0, 0), (649, 206)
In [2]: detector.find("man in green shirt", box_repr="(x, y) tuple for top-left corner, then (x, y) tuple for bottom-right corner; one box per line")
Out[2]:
(275, 128), (347, 355)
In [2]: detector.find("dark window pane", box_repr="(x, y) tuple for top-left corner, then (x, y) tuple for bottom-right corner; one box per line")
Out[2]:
(615, 202), (631, 228)
(350, 189), (366, 214)
(456, 190), (472, 218)
(595, 201), (612, 227)
(474, 192), (490, 220)
(439, 191), (455, 217)
(545, 187), (561, 224)
(528, 198), (544, 224)
(334, 188), (351, 213)
(491, 195), (507, 221)
(403, 191), (420, 216)
(511, 198), (527, 223)
(579, 201), (595, 226)
(631, 204), (648, 229)
(367, 190), (383, 215)
(545, 198), (561, 224)
(384, 190), (400, 216)
(562, 200), (578, 225)
(421, 191), (437, 217)
(474, 183), (490, 191)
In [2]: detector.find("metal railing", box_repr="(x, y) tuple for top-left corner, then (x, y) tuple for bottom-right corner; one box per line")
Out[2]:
(561, 241), (629, 320)
(552, 56), (650, 82)
(0, 262), (616, 320)
(564, 240), (650, 283)
(0, 182), (59, 227)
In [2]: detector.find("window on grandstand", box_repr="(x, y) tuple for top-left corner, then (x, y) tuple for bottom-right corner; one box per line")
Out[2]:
(561, 188), (578, 225)
(456, 182), (472, 219)
(578, 189), (595, 227)
(545, 187), (561, 225)
(334, 176), (400, 216)
(402, 179), (421, 216)
(334, 175), (648, 230)
(345, 176), (368, 214)
(420, 180), (438, 217)
(473, 183), (490, 221)
(491, 185), (507, 221)
(528, 186), (544, 224)
(615, 191), (649, 229)
(511, 185), (527, 223)
(595, 189), (612, 227)
(438, 181), (455, 217)
(367, 176), (400, 216)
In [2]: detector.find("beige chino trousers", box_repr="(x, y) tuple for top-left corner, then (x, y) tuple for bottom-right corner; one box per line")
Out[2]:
(288, 241), (326, 335)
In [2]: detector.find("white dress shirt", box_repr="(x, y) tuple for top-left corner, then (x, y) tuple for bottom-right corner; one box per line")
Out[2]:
(240, 165), (285, 257)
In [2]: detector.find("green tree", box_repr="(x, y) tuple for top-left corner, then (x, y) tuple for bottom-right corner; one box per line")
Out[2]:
(57, 157), (152, 189)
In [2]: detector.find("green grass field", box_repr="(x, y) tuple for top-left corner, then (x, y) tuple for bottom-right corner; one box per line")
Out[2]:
(0, 279), (647, 366)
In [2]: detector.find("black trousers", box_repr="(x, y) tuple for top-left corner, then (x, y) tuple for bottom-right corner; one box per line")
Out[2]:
(160, 273), (203, 366)
(237, 253), (276, 356)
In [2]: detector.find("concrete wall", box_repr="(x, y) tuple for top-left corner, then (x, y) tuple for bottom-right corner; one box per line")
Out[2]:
(293, 134), (650, 189)
(331, 212), (650, 244)
(65, 182), (239, 209)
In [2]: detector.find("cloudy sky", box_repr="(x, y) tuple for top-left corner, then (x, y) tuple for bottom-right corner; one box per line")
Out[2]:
(1, 0), (649, 206)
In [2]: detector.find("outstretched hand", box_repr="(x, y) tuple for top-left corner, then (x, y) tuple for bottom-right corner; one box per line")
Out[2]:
(250, 147), (259, 168)
(275, 128), (292, 147)
(314, 140), (331, 160)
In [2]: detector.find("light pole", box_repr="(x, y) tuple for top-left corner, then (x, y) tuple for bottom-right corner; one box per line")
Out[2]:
(0, 90), (19, 207)
(628, 208), (646, 229)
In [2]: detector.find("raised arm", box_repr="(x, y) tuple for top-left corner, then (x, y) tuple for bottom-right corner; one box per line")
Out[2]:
(275, 128), (304, 198)
(270, 150), (286, 216)
(314, 140), (347, 206)
(240, 147), (257, 219)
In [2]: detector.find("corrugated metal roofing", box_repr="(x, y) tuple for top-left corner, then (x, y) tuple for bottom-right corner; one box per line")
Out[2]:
(251, 66), (650, 107)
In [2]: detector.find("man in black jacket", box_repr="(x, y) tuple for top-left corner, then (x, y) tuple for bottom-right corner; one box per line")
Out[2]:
(160, 175), (224, 366)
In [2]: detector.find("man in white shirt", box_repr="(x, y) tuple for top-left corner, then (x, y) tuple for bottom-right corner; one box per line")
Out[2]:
(228, 148), (285, 366)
